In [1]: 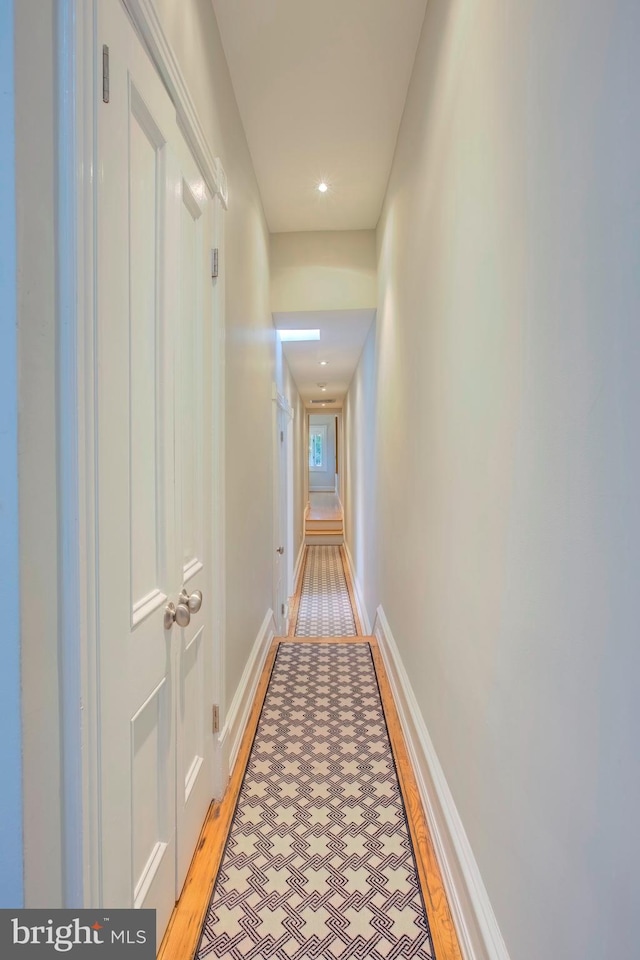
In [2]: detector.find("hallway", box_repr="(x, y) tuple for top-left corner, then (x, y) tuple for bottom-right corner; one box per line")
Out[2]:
(6, 2), (640, 959)
(162, 549), (459, 960)
(294, 546), (356, 637)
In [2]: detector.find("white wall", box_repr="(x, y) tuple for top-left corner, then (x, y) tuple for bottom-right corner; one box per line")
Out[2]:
(1, 0), (24, 908)
(309, 415), (336, 492)
(344, 2), (640, 957)
(270, 230), (376, 313)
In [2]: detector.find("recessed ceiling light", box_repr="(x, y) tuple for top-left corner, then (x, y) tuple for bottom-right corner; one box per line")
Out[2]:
(319, 361), (328, 366)
(278, 329), (320, 342)
(318, 182), (328, 193)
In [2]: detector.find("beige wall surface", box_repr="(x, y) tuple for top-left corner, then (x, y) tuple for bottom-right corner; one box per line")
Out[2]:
(270, 230), (377, 313)
(154, 0), (275, 706)
(345, 2), (640, 957)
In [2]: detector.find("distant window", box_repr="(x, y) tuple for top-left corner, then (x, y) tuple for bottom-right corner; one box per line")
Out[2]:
(309, 426), (327, 471)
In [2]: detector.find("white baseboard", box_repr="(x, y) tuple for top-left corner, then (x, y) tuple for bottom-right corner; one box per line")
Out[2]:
(218, 609), (275, 779)
(342, 541), (372, 634)
(374, 605), (511, 960)
(293, 540), (306, 592)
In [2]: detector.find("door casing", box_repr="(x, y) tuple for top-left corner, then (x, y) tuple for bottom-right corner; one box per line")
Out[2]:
(273, 388), (294, 635)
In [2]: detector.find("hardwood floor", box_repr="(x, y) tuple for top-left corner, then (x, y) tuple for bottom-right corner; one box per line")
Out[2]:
(158, 551), (464, 960)
(307, 491), (343, 522)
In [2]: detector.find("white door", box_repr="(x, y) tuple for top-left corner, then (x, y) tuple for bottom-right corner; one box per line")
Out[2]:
(274, 407), (288, 633)
(97, 0), (216, 938)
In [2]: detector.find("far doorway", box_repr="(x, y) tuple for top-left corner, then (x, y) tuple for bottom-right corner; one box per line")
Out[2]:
(308, 413), (338, 494)
(306, 413), (344, 545)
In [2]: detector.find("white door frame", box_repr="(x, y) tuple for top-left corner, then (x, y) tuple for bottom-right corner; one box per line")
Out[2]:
(304, 410), (310, 513)
(272, 387), (294, 634)
(336, 410), (345, 509)
(286, 415), (295, 598)
(0, 0), (24, 905)
(58, 0), (228, 907)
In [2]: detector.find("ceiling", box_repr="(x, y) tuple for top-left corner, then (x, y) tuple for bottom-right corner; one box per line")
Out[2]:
(212, 0), (428, 233)
(275, 310), (375, 407)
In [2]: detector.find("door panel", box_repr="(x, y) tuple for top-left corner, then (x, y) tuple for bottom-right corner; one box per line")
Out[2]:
(174, 136), (214, 893)
(274, 407), (288, 634)
(179, 181), (204, 573)
(131, 678), (170, 907)
(129, 91), (165, 615)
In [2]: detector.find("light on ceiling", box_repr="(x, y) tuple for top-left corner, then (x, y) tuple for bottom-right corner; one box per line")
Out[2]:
(319, 360), (328, 366)
(278, 329), (320, 342)
(318, 182), (328, 193)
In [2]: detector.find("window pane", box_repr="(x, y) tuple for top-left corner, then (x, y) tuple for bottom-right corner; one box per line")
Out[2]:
(309, 430), (324, 469)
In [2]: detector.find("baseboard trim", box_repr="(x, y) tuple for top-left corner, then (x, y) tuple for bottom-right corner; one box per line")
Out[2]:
(293, 541), (306, 590)
(219, 609), (275, 778)
(374, 606), (511, 960)
(342, 541), (372, 634)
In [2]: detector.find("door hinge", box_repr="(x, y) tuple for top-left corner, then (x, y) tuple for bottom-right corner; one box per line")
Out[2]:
(281, 603), (285, 617)
(102, 45), (110, 103)
(280, 430), (284, 442)
(212, 704), (220, 734)
(211, 248), (219, 279)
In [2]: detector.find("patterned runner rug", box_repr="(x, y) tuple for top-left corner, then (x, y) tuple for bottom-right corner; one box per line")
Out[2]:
(295, 546), (357, 637)
(197, 643), (435, 960)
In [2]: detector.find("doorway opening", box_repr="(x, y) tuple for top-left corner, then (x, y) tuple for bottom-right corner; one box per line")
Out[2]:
(305, 412), (344, 545)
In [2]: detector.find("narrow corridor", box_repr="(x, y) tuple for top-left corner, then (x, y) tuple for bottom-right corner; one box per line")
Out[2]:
(161, 547), (459, 960)
(295, 546), (357, 637)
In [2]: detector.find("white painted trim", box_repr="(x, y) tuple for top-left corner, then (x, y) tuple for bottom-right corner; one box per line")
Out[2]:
(373, 606), (511, 960)
(58, 0), (101, 908)
(293, 541), (306, 592)
(210, 193), (227, 801)
(123, 0), (228, 205)
(0, 0), (24, 905)
(287, 540), (306, 634)
(342, 542), (372, 634)
(272, 383), (294, 419)
(218, 610), (276, 779)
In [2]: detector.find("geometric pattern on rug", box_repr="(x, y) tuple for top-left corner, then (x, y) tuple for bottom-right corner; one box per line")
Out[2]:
(295, 546), (357, 637)
(196, 643), (435, 960)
